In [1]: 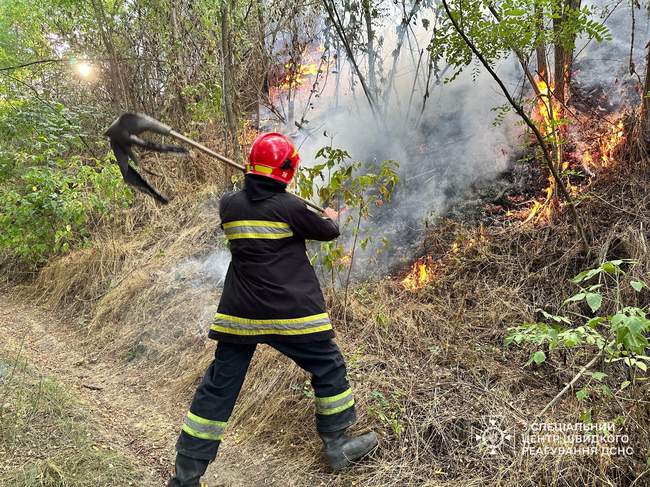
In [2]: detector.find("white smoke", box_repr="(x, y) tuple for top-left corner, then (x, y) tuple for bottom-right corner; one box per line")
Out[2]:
(173, 248), (231, 288)
(577, 1), (649, 109)
(289, 10), (521, 272)
(188, 1), (645, 285)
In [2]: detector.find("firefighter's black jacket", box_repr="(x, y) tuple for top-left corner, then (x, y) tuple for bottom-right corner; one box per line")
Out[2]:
(209, 175), (339, 344)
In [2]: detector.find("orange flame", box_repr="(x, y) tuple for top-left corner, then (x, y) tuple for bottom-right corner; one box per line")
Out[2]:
(280, 62), (319, 90)
(401, 257), (434, 291)
(600, 120), (625, 167)
(532, 78), (559, 137)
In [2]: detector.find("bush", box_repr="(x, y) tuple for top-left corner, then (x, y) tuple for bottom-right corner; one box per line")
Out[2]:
(0, 158), (132, 265)
(0, 98), (132, 266)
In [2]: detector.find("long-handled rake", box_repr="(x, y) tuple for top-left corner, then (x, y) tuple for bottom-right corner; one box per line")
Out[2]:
(104, 112), (323, 211)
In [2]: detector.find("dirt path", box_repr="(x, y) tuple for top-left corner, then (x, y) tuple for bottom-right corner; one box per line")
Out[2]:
(0, 293), (255, 487)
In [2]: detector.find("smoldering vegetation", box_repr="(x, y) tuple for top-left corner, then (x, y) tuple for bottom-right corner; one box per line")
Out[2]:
(7, 2), (650, 486)
(20, 134), (650, 487)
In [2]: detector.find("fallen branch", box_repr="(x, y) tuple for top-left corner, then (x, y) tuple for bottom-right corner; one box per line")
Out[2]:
(535, 343), (610, 421)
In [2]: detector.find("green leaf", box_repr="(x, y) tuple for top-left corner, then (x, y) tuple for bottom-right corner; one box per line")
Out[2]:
(586, 317), (604, 328)
(529, 350), (546, 365)
(586, 293), (603, 313)
(590, 371), (607, 381)
(631, 281), (646, 292)
(564, 292), (586, 304)
(600, 262), (617, 275)
(576, 389), (589, 401)
(572, 268), (601, 283)
(620, 380), (631, 390)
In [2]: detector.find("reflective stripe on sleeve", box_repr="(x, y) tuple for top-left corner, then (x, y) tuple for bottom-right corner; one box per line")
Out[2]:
(211, 312), (332, 336)
(315, 388), (355, 415)
(181, 411), (227, 441)
(222, 220), (293, 240)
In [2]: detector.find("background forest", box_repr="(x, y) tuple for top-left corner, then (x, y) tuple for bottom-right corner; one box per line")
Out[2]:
(1, 1), (650, 486)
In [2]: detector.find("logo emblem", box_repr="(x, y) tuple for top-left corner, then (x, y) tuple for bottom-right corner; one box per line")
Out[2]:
(472, 416), (515, 457)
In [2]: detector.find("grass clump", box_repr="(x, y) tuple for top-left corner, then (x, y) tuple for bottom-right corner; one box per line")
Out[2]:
(0, 355), (151, 487)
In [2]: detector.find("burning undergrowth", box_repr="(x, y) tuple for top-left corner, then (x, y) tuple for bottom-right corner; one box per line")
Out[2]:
(218, 149), (650, 487)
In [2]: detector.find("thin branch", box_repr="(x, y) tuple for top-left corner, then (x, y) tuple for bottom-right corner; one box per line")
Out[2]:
(535, 344), (608, 420)
(0, 56), (160, 73)
(440, 0), (589, 253)
(321, 0), (377, 114)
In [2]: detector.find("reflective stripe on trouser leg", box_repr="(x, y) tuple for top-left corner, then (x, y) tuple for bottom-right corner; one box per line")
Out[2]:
(268, 339), (357, 433)
(176, 341), (256, 461)
(315, 388), (354, 415)
(182, 411), (226, 441)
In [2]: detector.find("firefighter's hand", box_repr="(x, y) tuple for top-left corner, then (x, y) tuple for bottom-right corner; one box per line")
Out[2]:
(323, 207), (339, 220)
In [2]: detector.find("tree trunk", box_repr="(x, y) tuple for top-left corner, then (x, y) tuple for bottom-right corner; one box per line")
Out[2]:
(170, 0), (187, 118)
(255, 0), (265, 129)
(563, 0), (582, 96)
(535, 2), (548, 79)
(91, 0), (130, 109)
(641, 41), (650, 143)
(220, 0), (239, 169)
(361, 0), (377, 96)
(552, 5), (566, 109)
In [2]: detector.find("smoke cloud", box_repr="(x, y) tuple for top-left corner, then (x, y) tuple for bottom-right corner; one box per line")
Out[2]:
(183, 1), (645, 286)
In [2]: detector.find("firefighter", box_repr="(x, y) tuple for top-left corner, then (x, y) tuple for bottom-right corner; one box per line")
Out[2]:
(168, 133), (378, 487)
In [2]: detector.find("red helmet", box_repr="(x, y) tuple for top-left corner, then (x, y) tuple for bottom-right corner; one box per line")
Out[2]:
(247, 132), (300, 184)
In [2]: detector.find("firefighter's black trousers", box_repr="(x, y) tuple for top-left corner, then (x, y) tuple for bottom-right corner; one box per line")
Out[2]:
(176, 339), (357, 460)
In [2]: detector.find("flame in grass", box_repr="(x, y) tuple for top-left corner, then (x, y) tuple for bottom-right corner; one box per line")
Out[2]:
(579, 119), (625, 173)
(600, 120), (625, 167)
(522, 74), (626, 223)
(401, 257), (433, 291)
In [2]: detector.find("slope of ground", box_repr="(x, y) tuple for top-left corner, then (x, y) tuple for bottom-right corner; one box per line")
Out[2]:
(0, 295), (293, 487)
(2, 150), (650, 486)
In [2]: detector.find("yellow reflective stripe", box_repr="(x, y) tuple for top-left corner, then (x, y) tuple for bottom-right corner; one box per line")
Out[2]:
(317, 388), (353, 404)
(215, 312), (328, 325)
(182, 423), (224, 441)
(247, 164), (274, 174)
(254, 164), (273, 174)
(317, 399), (355, 415)
(222, 220), (290, 229)
(187, 411), (226, 427)
(227, 232), (293, 240)
(211, 323), (333, 336)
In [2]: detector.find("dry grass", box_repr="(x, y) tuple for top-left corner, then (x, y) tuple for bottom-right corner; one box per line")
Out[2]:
(9, 133), (650, 486)
(0, 354), (153, 486)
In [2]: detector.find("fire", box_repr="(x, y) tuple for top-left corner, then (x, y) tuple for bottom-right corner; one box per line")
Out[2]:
(533, 78), (559, 137)
(579, 118), (625, 173)
(280, 61), (319, 90)
(401, 257), (434, 291)
(339, 253), (352, 267)
(600, 120), (625, 167)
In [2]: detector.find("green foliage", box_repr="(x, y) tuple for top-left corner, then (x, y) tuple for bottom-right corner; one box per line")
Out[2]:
(430, 0), (611, 82)
(295, 146), (399, 283)
(0, 99), (132, 266)
(368, 390), (404, 436)
(0, 158), (132, 265)
(506, 260), (650, 388)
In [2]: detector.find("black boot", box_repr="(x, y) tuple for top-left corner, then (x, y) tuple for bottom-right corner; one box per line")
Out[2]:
(319, 429), (378, 470)
(167, 454), (210, 487)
